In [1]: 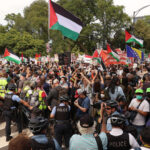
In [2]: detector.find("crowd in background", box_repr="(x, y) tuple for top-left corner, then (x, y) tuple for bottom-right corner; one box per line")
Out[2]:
(0, 60), (150, 150)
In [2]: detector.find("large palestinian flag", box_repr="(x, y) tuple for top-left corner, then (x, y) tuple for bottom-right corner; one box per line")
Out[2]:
(125, 30), (143, 47)
(49, 0), (83, 41)
(4, 48), (21, 64)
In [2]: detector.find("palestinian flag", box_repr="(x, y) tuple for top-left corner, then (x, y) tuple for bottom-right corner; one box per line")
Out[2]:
(92, 49), (99, 58)
(107, 44), (120, 62)
(94, 57), (106, 70)
(125, 30), (143, 47)
(49, 0), (83, 41)
(4, 48), (21, 64)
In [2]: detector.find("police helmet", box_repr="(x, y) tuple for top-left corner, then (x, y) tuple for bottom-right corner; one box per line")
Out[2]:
(110, 114), (126, 127)
(8, 84), (16, 91)
(106, 100), (118, 108)
(28, 117), (49, 134)
(59, 95), (69, 102)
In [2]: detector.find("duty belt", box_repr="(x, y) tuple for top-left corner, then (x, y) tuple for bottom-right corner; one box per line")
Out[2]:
(55, 120), (70, 124)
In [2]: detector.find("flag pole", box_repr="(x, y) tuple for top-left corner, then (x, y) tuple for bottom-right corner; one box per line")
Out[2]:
(48, 0), (50, 41)
(48, 0), (51, 59)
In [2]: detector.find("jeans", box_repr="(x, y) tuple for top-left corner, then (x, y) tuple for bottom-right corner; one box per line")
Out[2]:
(54, 123), (72, 148)
(133, 124), (145, 145)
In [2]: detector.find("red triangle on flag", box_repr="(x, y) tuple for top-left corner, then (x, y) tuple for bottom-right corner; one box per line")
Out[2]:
(125, 30), (132, 42)
(92, 50), (99, 58)
(49, 0), (58, 28)
(107, 44), (112, 53)
(4, 48), (10, 57)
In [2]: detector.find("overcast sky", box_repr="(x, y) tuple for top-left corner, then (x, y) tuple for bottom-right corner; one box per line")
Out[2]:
(0, 0), (150, 25)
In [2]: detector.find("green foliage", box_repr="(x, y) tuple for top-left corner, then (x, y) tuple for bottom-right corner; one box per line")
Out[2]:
(95, 0), (131, 48)
(134, 17), (150, 52)
(24, 0), (48, 41)
(0, 0), (47, 56)
(0, 29), (46, 56)
(1, 0), (145, 57)
(52, 0), (131, 52)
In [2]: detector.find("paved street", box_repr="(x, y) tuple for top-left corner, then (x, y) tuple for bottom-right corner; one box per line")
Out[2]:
(0, 121), (32, 150)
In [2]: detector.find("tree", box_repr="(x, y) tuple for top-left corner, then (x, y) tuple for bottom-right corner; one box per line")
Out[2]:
(0, 28), (46, 56)
(134, 18), (150, 52)
(24, 0), (48, 42)
(95, 0), (131, 48)
(1, 0), (132, 56)
(5, 13), (26, 32)
(50, 0), (131, 53)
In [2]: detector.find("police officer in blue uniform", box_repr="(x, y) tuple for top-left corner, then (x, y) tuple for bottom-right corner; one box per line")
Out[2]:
(0, 83), (32, 141)
(106, 114), (139, 150)
(29, 116), (61, 150)
(50, 95), (72, 149)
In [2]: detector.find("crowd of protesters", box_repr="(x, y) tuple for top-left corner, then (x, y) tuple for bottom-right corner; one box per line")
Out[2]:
(0, 60), (150, 150)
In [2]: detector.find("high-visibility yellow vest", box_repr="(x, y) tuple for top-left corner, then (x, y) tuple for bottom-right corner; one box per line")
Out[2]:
(1, 90), (11, 99)
(0, 78), (7, 97)
(20, 86), (30, 99)
(24, 86), (31, 97)
(38, 90), (47, 110)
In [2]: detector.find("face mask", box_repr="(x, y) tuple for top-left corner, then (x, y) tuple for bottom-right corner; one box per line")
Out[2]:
(136, 95), (143, 100)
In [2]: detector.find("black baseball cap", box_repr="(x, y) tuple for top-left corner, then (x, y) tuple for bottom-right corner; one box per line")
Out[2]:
(80, 114), (94, 128)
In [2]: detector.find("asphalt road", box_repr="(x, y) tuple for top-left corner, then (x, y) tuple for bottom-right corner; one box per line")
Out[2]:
(0, 115), (32, 150)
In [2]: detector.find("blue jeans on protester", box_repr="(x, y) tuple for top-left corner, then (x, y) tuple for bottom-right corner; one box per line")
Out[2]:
(133, 124), (145, 145)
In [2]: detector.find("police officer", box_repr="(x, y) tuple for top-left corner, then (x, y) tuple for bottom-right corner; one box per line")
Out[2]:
(106, 114), (139, 150)
(50, 95), (72, 149)
(28, 116), (61, 150)
(1, 83), (32, 141)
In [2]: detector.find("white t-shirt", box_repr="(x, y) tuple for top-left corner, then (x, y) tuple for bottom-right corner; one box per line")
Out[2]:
(129, 98), (150, 126)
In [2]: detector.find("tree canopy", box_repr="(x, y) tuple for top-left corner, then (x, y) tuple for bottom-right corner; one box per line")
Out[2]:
(0, 0), (149, 56)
